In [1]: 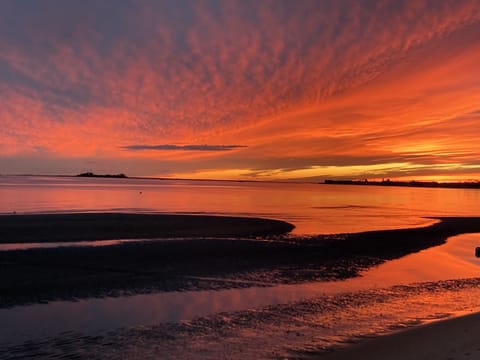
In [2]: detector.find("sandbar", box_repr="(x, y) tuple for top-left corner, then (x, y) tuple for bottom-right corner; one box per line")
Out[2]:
(0, 213), (295, 243)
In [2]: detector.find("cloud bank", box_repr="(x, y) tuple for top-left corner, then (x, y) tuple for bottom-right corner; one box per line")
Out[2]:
(1, 0), (480, 180)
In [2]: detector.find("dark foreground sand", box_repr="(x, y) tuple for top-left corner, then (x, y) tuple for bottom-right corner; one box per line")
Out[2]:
(2, 214), (480, 358)
(1, 214), (480, 309)
(0, 213), (294, 242)
(321, 312), (480, 360)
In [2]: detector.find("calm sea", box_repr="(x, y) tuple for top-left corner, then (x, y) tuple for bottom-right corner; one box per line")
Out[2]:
(1, 175), (479, 235)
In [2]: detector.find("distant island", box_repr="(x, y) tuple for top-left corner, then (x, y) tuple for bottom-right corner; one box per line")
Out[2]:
(324, 179), (480, 189)
(76, 172), (128, 179)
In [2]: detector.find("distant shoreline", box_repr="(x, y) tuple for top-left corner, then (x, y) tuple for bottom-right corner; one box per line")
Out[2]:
(1, 173), (301, 185)
(2, 174), (480, 187)
(324, 179), (480, 189)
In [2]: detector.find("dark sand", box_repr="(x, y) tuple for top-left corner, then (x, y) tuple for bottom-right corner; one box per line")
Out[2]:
(2, 214), (480, 359)
(1, 214), (480, 308)
(321, 312), (480, 360)
(0, 213), (294, 243)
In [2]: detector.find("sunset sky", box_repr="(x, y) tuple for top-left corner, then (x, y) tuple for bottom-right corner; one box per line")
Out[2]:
(1, 0), (480, 181)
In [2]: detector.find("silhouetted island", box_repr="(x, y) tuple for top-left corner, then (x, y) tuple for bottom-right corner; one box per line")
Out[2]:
(324, 179), (480, 189)
(77, 172), (128, 178)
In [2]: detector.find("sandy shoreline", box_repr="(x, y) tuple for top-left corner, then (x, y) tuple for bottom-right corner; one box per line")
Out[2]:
(320, 311), (480, 360)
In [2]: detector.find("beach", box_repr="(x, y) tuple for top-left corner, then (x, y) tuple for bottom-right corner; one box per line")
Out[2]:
(1, 212), (480, 358)
(2, 275), (480, 359)
(321, 312), (480, 360)
(1, 214), (479, 308)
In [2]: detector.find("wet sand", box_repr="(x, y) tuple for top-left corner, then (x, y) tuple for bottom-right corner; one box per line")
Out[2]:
(321, 312), (480, 360)
(3, 278), (480, 359)
(1, 214), (480, 309)
(2, 214), (480, 358)
(0, 213), (294, 243)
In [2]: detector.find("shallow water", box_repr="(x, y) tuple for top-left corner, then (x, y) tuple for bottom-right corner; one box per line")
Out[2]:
(3, 282), (480, 359)
(2, 175), (479, 234)
(2, 233), (480, 349)
(362, 233), (480, 285)
(0, 238), (149, 251)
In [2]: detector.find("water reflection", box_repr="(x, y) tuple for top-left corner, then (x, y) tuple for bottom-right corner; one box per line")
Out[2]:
(0, 284), (327, 344)
(0, 238), (150, 251)
(359, 233), (480, 285)
(1, 176), (479, 234)
(1, 233), (479, 345)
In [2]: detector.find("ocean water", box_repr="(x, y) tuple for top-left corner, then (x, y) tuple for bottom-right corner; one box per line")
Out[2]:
(1, 175), (479, 234)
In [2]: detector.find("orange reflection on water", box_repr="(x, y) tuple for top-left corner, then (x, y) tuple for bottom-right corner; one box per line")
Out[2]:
(2, 176), (480, 236)
(360, 233), (480, 287)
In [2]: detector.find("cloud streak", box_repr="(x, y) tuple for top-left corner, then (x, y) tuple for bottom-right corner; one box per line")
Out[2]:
(121, 144), (247, 152)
